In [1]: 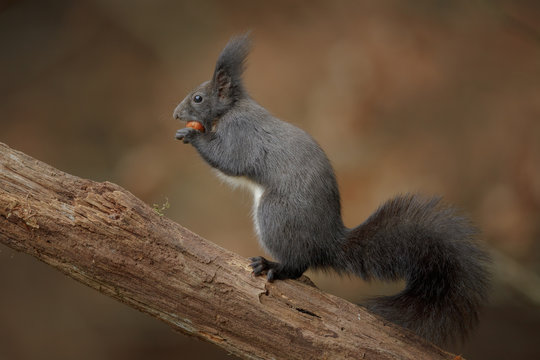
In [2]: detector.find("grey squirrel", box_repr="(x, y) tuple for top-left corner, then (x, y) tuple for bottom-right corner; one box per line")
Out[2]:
(173, 34), (490, 345)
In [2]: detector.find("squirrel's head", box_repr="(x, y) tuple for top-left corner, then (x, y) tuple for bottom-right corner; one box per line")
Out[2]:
(173, 33), (251, 131)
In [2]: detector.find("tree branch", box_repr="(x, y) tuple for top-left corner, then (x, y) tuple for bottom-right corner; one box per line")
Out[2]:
(0, 142), (456, 360)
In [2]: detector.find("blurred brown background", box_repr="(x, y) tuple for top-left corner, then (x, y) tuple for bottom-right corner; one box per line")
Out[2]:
(1, 0), (539, 359)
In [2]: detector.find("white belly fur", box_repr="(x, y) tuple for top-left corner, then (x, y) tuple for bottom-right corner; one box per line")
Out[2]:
(213, 170), (265, 239)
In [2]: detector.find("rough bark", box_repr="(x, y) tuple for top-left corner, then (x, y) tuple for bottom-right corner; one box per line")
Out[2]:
(0, 142), (457, 360)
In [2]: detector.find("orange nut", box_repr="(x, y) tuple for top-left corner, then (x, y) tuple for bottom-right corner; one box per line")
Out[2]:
(186, 121), (205, 132)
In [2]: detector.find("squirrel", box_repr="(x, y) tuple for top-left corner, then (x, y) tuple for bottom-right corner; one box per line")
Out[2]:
(173, 33), (490, 345)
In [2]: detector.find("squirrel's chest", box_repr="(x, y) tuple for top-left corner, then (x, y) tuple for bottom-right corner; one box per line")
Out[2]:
(213, 170), (265, 238)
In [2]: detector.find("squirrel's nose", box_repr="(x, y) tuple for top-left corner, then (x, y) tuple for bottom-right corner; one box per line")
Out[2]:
(173, 108), (182, 120)
(173, 101), (185, 120)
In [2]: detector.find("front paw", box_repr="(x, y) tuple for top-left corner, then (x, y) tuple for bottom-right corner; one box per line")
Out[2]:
(175, 127), (199, 143)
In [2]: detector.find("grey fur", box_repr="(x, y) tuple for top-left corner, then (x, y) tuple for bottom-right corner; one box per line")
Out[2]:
(173, 34), (490, 345)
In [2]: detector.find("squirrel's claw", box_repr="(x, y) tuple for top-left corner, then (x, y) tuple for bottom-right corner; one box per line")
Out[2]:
(249, 256), (278, 282)
(249, 256), (267, 276)
(175, 128), (198, 143)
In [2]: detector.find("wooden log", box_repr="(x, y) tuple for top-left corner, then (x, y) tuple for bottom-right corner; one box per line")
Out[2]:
(0, 142), (457, 359)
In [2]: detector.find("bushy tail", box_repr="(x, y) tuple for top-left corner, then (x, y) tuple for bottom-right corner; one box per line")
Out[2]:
(343, 194), (490, 344)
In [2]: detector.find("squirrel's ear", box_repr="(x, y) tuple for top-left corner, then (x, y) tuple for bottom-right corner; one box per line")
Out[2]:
(214, 68), (232, 100)
(212, 32), (251, 100)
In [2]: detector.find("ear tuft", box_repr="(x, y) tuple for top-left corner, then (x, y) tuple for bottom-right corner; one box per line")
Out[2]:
(212, 32), (252, 100)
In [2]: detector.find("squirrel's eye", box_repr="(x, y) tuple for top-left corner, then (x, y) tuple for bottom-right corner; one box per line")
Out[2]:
(193, 95), (203, 103)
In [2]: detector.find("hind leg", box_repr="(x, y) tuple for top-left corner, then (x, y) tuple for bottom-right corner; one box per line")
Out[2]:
(249, 256), (306, 282)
